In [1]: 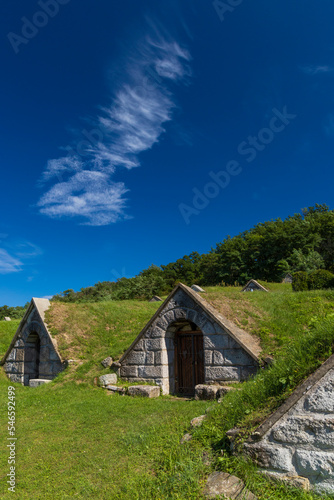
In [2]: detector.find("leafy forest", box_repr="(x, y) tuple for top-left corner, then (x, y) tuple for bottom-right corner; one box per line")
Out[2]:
(51, 204), (334, 303)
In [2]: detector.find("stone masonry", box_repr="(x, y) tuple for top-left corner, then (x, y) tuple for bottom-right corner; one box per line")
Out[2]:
(244, 353), (334, 495)
(119, 283), (261, 395)
(1, 298), (64, 386)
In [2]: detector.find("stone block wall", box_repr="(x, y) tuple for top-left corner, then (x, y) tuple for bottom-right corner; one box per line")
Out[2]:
(120, 287), (259, 394)
(244, 367), (334, 495)
(4, 306), (63, 386)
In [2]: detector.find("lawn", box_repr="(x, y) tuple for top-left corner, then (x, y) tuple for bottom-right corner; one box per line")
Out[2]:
(1, 286), (334, 498)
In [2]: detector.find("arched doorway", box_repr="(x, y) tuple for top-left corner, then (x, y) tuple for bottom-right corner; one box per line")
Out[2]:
(24, 332), (41, 385)
(173, 321), (204, 396)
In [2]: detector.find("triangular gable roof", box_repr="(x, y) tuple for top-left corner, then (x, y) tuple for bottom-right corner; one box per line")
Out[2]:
(120, 283), (262, 363)
(0, 298), (61, 365)
(247, 352), (334, 442)
(241, 279), (269, 292)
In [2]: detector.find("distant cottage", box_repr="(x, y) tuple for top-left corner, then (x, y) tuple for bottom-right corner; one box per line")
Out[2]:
(242, 279), (268, 292)
(282, 273), (293, 284)
(118, 283), (261, 395)
(1, 298), (64, 386)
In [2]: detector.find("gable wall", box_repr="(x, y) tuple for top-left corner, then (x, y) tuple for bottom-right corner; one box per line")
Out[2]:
(4, 305), (63, 385)
(120, 288), (258, 394)
(243, 281), (264, 292)
(244, 366), (334, 494)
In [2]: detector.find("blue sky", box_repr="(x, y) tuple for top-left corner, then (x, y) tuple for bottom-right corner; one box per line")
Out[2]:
(1, 0), (334, 305)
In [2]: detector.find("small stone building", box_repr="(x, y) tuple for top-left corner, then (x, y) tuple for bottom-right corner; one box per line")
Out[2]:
(119, 283), (261, 395)
(244, 353), (334, 494)
(282, 273), (293, 284)
(1, 298), (64, 386)
(242, 279), (268, 292)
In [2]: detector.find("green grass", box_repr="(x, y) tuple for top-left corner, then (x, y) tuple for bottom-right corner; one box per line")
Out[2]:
(46, 299), (161, 382)
(1, 287), (334, 498)
(0, 374), (210, 499)
(0, 320), (20, 358)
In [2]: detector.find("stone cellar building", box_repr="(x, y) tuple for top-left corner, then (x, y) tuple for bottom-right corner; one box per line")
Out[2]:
(118, 283), (261, 395)
(1, 298), (64, 386)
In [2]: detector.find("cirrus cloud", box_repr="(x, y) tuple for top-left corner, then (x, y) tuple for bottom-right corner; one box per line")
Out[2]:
(38, 25), (192, 226)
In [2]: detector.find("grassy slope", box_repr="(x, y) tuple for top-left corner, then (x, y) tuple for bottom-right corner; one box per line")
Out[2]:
(1, 286), (334, 498)
(0, 320), (20, 359)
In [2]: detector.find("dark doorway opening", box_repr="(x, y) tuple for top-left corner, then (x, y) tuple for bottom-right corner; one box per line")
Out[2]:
(24, 332), (41, 386)
(175, 322), (204, 396)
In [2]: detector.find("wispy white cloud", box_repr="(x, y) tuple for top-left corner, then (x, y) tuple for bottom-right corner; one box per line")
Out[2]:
(300, 65), (334, 75)
(39, 171), (129, 226)
(0, 239), (43, 275)
(15, 241), (43, 259)
(38, 26), (192, 226)
(0, 249), (22, 274)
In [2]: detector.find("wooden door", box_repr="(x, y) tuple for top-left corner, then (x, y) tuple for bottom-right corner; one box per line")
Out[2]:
(24, 334), (40, 383)
(175, 332), (204, 395)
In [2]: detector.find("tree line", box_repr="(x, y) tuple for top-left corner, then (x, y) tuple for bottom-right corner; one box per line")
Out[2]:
(51, 204), (334, 302)
(0, 304), (29, 321)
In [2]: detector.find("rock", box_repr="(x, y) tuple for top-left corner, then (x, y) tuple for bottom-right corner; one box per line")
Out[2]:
(99, 373), (117, 387)
(4, 317), (11, 321)
(191, 284), (206, 293)
(262, 472), (310, 491)
(149, 296), (162, 302)
(191, 415), (206, 427)
(101, 356), (113, 368)
(244, 443), (293, 472)
(180, 433), (192, 444)
(128, 385), (160, 398)
(105, 385), (125, 395)
(195, 384), (219, 400)
(29, 379), (52, 387)
(203, 471), (258, 499)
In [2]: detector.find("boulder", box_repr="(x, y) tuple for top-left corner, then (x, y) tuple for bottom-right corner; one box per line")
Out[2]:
(191, 284), (205, 293)
(99, 373), (117, 387)
(128, 385), (160, 398)
(101, 356), (113, 368)
(195, 384), (219, 400)
(191, 415), (206, 427)
(29, 379), (52, 388)
(4, 317), (11, 321)
(203, 472), (258, 499)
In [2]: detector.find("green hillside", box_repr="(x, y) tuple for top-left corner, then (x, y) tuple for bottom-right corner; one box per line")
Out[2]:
(0, 320), (20, 359)
(1, 285), (334, 499)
